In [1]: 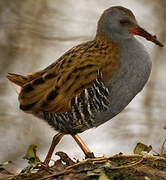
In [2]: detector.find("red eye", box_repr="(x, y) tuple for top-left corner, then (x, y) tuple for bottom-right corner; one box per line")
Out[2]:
(120, 19), (130, 24)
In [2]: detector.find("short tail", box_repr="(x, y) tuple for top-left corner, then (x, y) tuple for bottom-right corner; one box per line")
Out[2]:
(7, 73), (28, 87)
(7, 73), (29, 94)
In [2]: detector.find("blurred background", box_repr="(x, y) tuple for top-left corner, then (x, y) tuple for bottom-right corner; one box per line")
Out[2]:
(0, 0), (165, 173)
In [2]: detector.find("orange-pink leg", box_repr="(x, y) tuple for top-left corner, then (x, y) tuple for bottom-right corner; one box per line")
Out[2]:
(72, 134), (95, 158)
(44, 133), (94, 165)
(44, 133), (64, 165)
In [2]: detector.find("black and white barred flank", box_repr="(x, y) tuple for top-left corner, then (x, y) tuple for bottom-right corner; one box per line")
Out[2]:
(41, 73), (110, 134)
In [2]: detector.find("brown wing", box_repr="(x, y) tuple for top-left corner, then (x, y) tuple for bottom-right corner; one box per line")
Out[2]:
(19, 66), (99, 113)
(19, 41), (101, 114)
(8, 39), (120, 114)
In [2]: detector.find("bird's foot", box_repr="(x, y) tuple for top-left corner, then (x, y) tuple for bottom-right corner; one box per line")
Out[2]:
(85, 152), (95, 158)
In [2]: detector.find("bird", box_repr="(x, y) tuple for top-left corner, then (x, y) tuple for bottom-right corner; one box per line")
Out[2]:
(7, 6), (163, 165)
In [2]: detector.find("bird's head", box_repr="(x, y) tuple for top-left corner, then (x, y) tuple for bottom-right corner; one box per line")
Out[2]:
(98, 6), (163, 47)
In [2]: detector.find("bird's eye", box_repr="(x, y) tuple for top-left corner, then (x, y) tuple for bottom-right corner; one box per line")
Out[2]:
(120, 19), (130, 25)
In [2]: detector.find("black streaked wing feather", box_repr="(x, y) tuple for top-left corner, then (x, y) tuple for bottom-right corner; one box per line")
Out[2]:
(41, 72), (110, 134)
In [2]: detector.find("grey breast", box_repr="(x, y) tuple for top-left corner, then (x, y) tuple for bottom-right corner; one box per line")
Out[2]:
(94, 37), (152, 127)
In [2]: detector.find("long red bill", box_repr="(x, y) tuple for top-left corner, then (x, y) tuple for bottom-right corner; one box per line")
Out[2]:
(130, 26), (164, 47)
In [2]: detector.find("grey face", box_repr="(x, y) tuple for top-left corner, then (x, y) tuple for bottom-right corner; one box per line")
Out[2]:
(99, 7), (163, 47)
(100, 8), (136, 42)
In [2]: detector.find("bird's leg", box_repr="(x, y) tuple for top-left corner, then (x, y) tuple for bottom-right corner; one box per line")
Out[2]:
(72, 134), (95, 158)
(44, 133), (64, 165)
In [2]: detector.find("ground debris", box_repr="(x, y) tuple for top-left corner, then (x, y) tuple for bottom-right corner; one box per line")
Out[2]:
(1, 141), (166, 180)
(1, 153), (166, 180)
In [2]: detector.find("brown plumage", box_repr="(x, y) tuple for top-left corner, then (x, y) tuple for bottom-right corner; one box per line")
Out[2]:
(7, 27), (120, 114)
